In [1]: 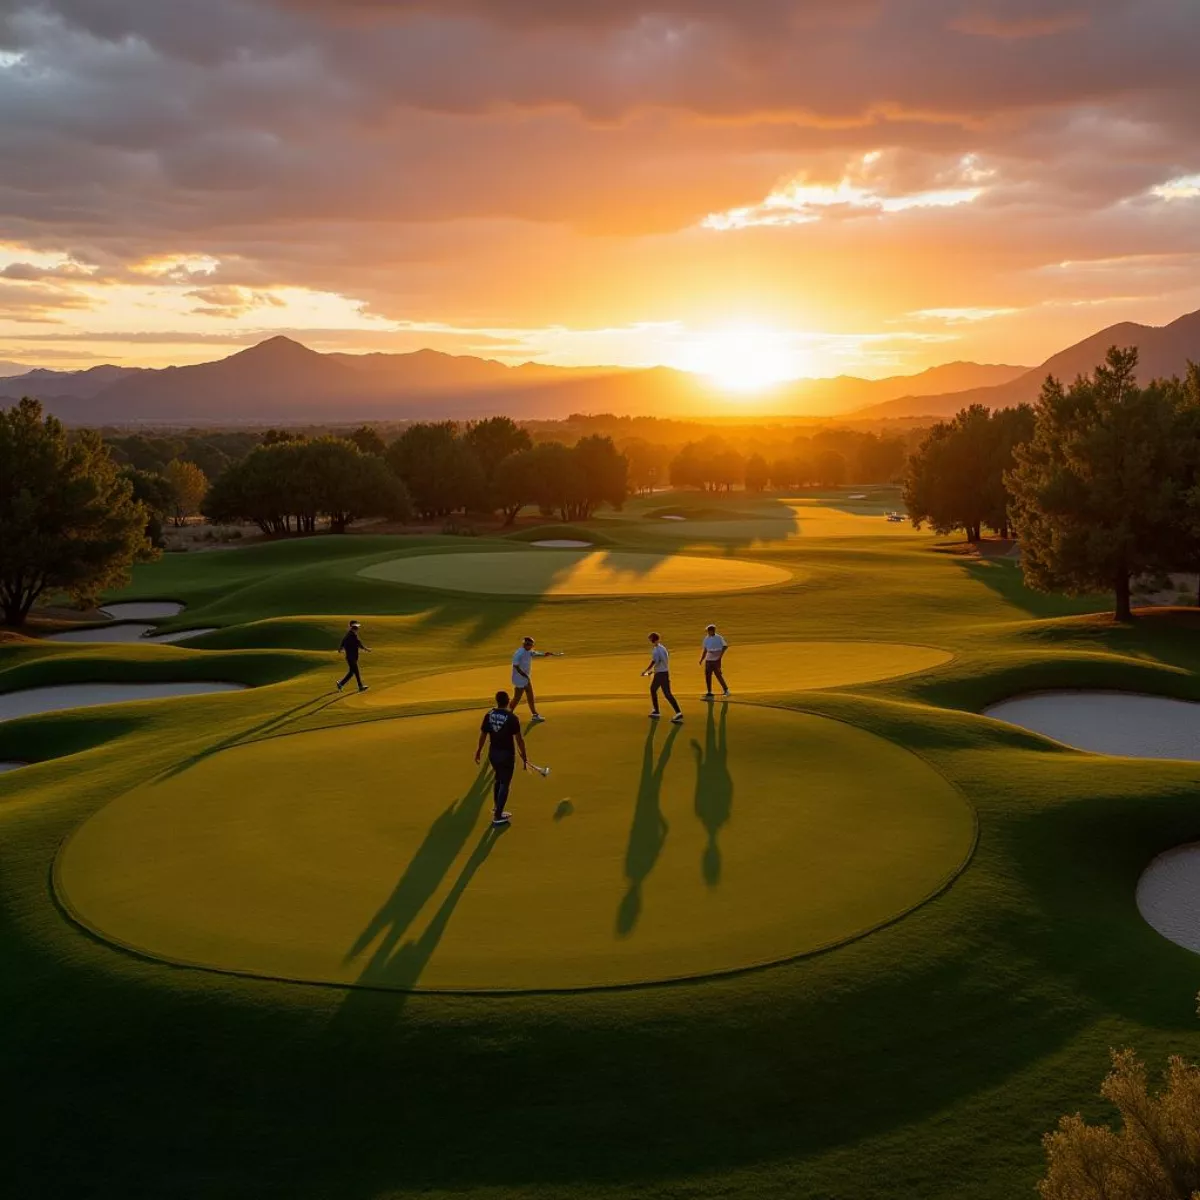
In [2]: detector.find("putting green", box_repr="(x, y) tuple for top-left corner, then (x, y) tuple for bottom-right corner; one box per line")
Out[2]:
(359, 640), (953, 708)
(359, 549), (794, 595)
(56, 702), (974, 992)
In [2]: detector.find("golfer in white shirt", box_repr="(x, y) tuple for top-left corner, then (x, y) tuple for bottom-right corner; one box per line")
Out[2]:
(641, 632), (683, 722)
(698, 623), (730, 699)
(510, 635), (561, 722)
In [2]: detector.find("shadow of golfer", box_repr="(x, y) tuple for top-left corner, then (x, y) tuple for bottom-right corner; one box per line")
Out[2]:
(343, 767), (491, 972)
(616, 720), (680, 937)
(353, 822), (505, 990)
(692, 702), (733, 888)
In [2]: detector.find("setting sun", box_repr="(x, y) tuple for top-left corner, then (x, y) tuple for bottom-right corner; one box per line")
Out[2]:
(678, 326), (812, 392)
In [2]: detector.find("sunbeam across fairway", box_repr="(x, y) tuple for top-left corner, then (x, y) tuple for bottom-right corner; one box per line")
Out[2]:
(359, 549), (795, 596)
(55, 702), (975, 991)
(358, 641), (953, 708)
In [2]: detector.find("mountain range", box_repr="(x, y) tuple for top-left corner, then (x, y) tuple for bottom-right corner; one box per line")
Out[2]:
(855, 307), (1200, 420)
(2, 305), (1197, 425)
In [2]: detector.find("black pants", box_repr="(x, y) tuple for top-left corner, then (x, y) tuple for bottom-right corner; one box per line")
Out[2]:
(338, 658), (364, 690)
(704, 661), (728, 693)
(650, 671), (681, 714)
(490, 756), (515, 816)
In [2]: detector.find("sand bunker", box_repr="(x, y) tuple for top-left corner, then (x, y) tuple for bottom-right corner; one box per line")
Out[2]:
(100, 602), (184, 620)
(360, 550), (794, 596)
(531, 539), (593, 549)
(361, 640), (952, 708)
(46, 624), (216, 645)
(0, 682), (246, 725)
(0, 762), (27, 774)
(660, 514), (687, 521)
(984, 692), (1200, 760)
(1137, 844), (1200, 953)
(58, 625), (213, 644)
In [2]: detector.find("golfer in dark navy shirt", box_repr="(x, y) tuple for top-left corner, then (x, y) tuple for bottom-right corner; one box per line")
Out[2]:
(336, 619), (371, 692)
(475, 690), (528, 826)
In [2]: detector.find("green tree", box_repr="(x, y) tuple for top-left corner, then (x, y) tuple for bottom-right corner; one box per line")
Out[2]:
(165, 458), (208, 527)
(492, 448), (538, 526)
(813, 448), (847, 488)
(0, 398), (152, 626)
(1168, 363), (1200, 604)
(1039, 1049), (1200, 1200)
(463, 416), (531, 480)
(573, 434), (628, 517)
(619, 437), (666, 495)
(904, 404), (1004, 542)
(857, 433), (907, 484)
(121, 467), (174, 548)
(385, 422), (486, 517)
(744, 453), (770, 493)
(1008, 347), (1180, 621)
(347, 425), (387, 457)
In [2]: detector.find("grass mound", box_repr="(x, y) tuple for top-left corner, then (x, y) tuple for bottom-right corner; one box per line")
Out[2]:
(359, 549), (795, 596)
(505, 524), (616, 546)
(57, 700), (974, 991)
(359, 640), (953, 708)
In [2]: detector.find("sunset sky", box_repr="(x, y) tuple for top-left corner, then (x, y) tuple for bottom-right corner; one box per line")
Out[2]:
(1, 0), (1198, 382)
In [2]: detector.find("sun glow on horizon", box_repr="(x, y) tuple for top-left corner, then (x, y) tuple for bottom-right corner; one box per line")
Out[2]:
(676, 325), (814, 392)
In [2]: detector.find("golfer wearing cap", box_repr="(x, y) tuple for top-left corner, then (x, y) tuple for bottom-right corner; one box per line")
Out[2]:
(510, 635), (562, 722)
(336, 620), (371, 692)
(699, 624), (730, 700)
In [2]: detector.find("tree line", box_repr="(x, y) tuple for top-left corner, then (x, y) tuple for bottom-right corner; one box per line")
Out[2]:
(201, 417), (629, 533)
(905, 346), (1200, 620)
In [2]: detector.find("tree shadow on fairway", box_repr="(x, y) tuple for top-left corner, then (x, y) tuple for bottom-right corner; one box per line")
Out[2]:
(150, 693), (345, 784)
(342, 767), (492, 975)
(956, 557), (1108, 619)
(692, 702), (733, 887)
(617, 721), (680, 936)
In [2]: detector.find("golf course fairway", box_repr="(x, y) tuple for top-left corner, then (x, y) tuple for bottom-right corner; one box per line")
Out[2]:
(359, 548), (794, 595)
(56, 701), (974, 991)
(360, 641), (953, 707)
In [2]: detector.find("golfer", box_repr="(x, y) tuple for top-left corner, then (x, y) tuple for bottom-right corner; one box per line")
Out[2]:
(642, 632), (683, 723)
(510, 635), (561, 722)
(699, 623), (731, 699)
(475, 689), (528, 826)
(336, 619), (371, 692)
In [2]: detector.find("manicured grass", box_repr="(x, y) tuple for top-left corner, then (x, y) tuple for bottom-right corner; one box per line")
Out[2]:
(358, 640), (954, 707)
(359, 548), (796, 596)
(57, 700), (973, 992)
(3, 491), (1200, 1200)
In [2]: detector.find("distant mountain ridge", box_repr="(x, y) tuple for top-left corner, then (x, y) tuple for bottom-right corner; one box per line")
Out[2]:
(5, 307), (1197, 425)
(853, 308), (1200, 420)
(0, 336), (1029, 424)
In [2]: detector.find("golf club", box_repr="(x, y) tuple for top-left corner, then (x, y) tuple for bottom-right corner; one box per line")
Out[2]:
(527, 761), (551, 777)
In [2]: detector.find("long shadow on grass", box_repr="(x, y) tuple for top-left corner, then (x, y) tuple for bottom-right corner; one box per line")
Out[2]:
(151, 693), (344, 783)
(342, 768), (491, 975)
(617, 721), (679, 936)
(692, 701), (732, 887)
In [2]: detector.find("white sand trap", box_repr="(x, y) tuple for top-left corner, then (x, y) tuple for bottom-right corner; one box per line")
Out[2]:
(99, 602), (184, 620)
(1137, 844), (1200, 953)
(45, 624), (216, 645)
(0, 682), (246, 725)
(848, 494), (868, 500)
(984, 692), (1200, 760)
(531, 539), (593, 549)
(0, 761), (28, 774)
(660, 514), (687, 521)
